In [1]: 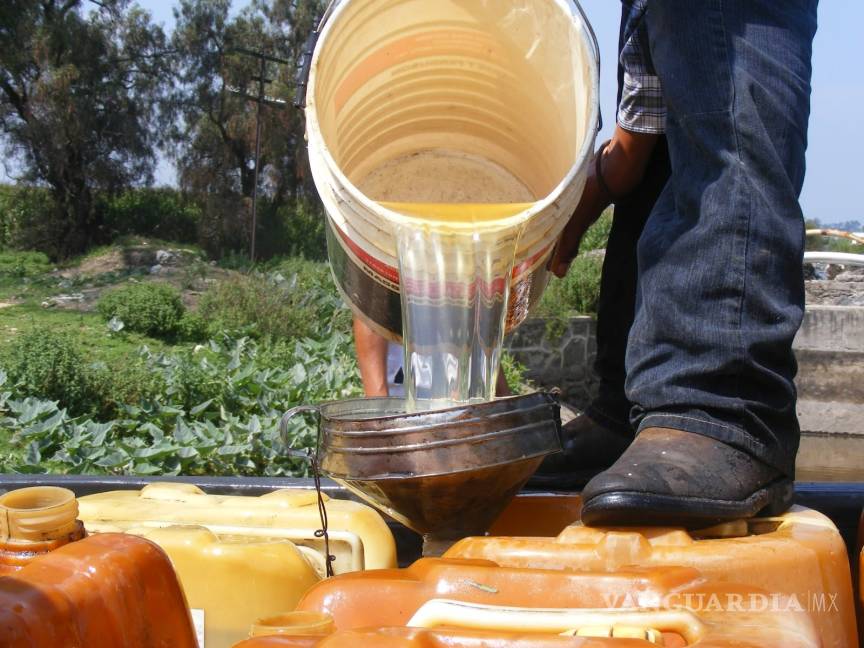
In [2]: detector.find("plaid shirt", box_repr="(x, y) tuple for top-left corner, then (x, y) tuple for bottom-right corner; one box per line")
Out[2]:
(618, 0), (666, 134)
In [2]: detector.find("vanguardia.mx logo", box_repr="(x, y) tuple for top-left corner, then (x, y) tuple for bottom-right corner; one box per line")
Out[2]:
(601, 591), (840, 613)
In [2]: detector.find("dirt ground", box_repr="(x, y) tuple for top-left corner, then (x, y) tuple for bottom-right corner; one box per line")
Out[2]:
(42, 243), (233, 312)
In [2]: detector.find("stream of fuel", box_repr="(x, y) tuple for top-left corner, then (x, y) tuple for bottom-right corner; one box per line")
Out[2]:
(358, 149), (535, 410)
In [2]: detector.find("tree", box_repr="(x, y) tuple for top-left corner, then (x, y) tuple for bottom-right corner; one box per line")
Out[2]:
(0, 0), (172, 258)
(170, 0), (322, 256)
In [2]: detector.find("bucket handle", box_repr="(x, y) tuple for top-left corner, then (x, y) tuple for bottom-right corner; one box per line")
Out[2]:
(294, 0), (342, 109)
(572, 0), (603, 132)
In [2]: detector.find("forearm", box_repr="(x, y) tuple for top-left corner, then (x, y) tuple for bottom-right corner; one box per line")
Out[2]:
(599, 126), (660, 199)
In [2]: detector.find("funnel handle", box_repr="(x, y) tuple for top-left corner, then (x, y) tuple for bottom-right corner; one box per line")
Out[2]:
(280, 405), (321, 456)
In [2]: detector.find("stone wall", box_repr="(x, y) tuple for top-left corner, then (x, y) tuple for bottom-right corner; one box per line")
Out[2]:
(505, 316), (598, 411)
(506, 306), (864, 435)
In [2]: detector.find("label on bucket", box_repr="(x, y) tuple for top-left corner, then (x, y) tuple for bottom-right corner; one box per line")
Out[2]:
(191, 608), (205, 648)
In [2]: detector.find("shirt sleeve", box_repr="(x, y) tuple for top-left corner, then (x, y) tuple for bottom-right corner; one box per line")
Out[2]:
(618, 3), (666, 134)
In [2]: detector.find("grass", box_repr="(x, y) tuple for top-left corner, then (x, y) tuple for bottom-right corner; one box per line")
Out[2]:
(0, 247), (179, 363)
(0, 304), (168, 365)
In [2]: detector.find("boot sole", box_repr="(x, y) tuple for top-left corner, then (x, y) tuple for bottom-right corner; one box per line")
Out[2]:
(580, 477), (795, 529)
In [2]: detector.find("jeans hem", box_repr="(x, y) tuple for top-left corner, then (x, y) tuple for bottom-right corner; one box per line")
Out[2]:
(637, 413), (794, 476)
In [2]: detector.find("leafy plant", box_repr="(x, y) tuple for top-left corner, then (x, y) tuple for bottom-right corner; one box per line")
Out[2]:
(0, 334), (362, 477)
(501, 351), (536, 395)
(534, 211), (611, 339)
(4, 329), (94, 416)
(198, 260), (351, 341)
(97, 283), (185, 339)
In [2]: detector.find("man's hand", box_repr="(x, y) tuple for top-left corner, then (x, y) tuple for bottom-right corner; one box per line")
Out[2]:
(549, 127), (660, 278)
(548, 155), (610, 278)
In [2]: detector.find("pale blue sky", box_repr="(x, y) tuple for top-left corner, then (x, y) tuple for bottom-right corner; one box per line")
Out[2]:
(14, 1), (863, 225)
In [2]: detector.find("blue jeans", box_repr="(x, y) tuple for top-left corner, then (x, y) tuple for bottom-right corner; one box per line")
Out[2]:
(620, 0), (818, 476)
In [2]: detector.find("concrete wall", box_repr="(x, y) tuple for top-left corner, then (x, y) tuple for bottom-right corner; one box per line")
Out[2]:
(794, 305), (864, 352)
(506, 306), (864, 434)
(793, 306), (864, 436)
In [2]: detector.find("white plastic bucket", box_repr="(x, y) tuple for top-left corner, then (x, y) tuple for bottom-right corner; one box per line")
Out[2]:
(305, 0), (600, 340)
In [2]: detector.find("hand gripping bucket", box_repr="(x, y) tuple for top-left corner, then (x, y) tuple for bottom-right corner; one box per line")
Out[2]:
(303, 0), (600, 339)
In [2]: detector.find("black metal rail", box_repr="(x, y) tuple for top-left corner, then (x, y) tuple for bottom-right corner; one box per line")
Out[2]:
(1, 475), (861, 563)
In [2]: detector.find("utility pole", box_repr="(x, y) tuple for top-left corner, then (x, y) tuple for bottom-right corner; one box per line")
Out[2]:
(226, 47), (289, 262)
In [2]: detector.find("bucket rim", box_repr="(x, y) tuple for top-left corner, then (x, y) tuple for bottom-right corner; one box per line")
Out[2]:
(305, 0), (601, 234)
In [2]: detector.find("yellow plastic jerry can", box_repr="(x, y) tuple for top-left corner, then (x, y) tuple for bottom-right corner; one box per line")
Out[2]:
(132, 525), (319, 648)
(77, 482), (397, 575)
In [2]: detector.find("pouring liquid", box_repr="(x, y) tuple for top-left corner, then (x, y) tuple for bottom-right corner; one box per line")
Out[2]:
(358, 149), (534, 410)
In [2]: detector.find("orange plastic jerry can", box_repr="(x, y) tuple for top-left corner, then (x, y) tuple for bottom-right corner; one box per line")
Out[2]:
(289, 557), (819, 646)
(232, 626), (687, 647)
(447, 506), (857, 647)
(0, 533), (198, 647)
(487, 492), (583, 537)
(857, 509), (863, 642)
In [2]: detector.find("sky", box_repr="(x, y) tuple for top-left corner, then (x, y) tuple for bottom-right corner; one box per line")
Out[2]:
(8, 1), (862, 226)
(577, 0), (863, 227)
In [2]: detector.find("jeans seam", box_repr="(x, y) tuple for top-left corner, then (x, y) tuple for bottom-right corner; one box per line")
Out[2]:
(719, 0), (752, 416)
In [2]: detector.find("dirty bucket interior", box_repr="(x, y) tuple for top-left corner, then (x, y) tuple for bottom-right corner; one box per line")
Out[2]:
(316, 393), (562, 541)
(310, 0), (596, 212)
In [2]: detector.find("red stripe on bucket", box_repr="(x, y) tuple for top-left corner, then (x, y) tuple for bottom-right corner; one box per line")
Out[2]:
(332, 220), (551, 302)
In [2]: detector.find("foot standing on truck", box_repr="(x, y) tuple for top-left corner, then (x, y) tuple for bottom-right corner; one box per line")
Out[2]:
(545, 0), (819, 526)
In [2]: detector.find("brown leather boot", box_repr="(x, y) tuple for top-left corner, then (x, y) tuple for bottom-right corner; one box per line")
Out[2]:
(580, 427), (794, 528)
(527, 413), (634, 490)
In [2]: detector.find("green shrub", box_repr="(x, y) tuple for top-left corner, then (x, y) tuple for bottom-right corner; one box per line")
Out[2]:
(198, 258), (351, 341)
(97, 283), (185, 339)
(501, 352), (536, 395)
(177, 312), (209, 342)
(100, 189), (200, 244)
(255, 199), (328, 261)
(579, 209), (613, 253)
(0, 251), (52, 277)
(5, 329), (93, 415)
(531, 210), (611, 339)
(0, 185), (59, 256)
(536, 254), (604, 340)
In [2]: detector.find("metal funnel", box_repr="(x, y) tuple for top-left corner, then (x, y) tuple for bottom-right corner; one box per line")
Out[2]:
(285, 393), (561, 539)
